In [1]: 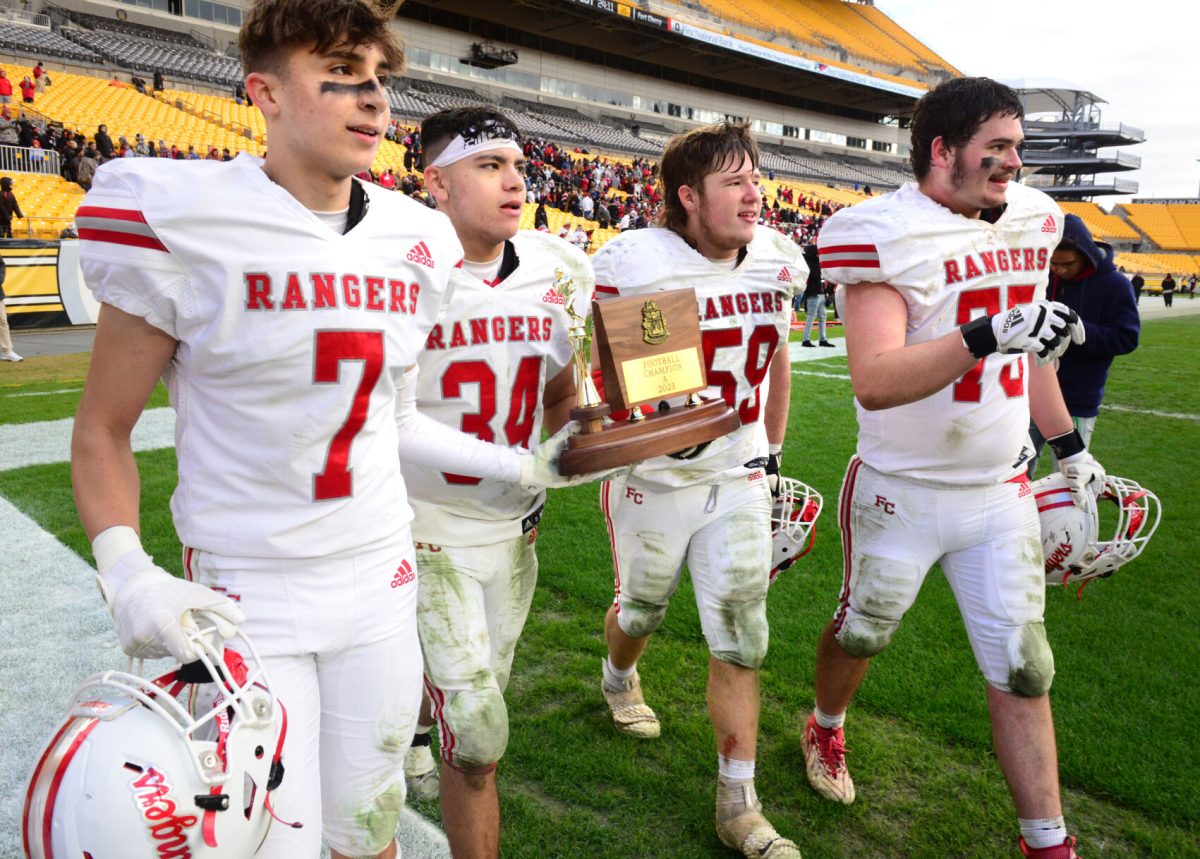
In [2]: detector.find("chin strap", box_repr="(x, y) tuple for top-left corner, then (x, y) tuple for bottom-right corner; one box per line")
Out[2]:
(264, 698), (302, 829)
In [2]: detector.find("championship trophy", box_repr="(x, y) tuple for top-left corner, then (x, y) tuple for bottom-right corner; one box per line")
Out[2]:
(553, 269), (741, 475)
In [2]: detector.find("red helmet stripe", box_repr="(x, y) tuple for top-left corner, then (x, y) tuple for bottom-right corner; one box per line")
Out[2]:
(41, 718), (100, 858)
(22, 717), (76, 857)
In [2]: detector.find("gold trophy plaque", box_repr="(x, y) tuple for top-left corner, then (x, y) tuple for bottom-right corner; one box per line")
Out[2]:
(554, 276), (741, 475)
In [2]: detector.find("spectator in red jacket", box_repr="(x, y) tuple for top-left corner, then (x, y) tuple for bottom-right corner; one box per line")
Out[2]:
(19, 76), (35, 104)
(0, 71), (12, 105)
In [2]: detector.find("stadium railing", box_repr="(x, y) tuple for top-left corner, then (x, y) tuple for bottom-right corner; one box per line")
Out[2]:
(0, 145), (62, 177)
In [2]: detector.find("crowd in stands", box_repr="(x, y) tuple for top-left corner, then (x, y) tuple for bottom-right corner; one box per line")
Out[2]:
(0, 75), (853, 256)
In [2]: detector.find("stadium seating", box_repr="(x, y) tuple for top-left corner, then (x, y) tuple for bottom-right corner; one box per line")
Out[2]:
(694, 0), (954, 79)
(17, 65), (259, 158)
(61, 28), (241, 86)
(0, 21), (100, 63)
(1170, 204), (1200, 248)
(1113, 251), (1200, 278)
(1058, 201), (1140, 242)
(1122, 204), (1191, 251)
(51, 7), (210, 50)
(160, 88), (265, 144)
(6, 173), (85, 240)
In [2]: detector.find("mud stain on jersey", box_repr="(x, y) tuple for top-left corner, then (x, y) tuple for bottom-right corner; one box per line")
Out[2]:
(945, 417), (970, 452)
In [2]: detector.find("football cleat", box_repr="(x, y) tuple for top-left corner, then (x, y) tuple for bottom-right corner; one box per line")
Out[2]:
(404, 742), (440, 801)
(1034, 473), (1161, 588)
(716, 778), (802, 858)
(1019, 835), (1078, 858)
(601, 660), (660, 738)
(801, 713), (855, 805)
(770, 477), (823, 583)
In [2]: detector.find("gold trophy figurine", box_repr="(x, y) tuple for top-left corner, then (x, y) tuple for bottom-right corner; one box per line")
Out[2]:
(552, 268), (612, 433)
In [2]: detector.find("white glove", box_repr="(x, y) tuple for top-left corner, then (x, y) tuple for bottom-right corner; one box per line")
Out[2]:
(961, 300), (1085, 366)
(94, 526), (244, 663)
(993, 300), (1084, 363)
(765, 449), (783, 499)
(518, 421), (582, 488)
(1046, 428), (1106, 506)
(517, 421), (625, 488)
(1058, 449), (1106, 506)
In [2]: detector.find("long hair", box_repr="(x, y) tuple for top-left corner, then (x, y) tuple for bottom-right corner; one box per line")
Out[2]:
(657, 121), (758, 238)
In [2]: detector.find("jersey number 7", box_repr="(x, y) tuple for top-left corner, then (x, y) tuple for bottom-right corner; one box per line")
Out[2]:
(313, 330), (384, 501)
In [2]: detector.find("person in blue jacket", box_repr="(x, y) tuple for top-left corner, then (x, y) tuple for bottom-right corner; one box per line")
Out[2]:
(1027, 213), (1139, 476)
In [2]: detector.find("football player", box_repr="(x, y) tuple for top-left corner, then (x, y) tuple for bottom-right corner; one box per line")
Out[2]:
(397, 106), (596, 859)
(70, 3), (573, 856)
(807, 77), (1098, 859)
(592, 122), (804, 859)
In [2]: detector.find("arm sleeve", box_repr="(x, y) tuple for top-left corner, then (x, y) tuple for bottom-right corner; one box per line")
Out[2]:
(816, 210), (881, 286)
(394, 365), (524, 482)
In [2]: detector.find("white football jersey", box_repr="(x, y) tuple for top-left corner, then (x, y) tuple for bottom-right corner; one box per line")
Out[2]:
(818, 181), (1064, 485)
(78, 155), (462, 558)
(592, 226), (804, 488)
(402, 231), (593, 546)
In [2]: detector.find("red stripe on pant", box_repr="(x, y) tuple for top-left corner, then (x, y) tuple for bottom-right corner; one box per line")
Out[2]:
(833, 456), (863, 633)
(600, 479), (623, 610)
(423, 676), (455, 765)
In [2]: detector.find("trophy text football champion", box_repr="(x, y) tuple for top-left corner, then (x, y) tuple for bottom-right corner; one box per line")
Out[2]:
(553, 274), (740, 475)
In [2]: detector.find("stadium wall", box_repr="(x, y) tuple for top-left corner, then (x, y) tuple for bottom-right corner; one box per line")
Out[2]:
(3, 241), (97, 328)
(399, 19), (906, 156)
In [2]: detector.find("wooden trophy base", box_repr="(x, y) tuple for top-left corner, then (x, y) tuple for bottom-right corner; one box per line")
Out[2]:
(559, 398), (741, 475)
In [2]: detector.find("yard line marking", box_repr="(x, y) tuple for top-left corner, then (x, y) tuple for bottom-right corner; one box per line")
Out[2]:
(793, 369), (852, 380)
(1101, 403), (1200, 422)
(0, 411), (452, 858)
(2, 387), (84, 398)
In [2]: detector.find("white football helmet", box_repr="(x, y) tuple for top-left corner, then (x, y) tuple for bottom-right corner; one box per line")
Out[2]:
(1034, 472), (1161, 586)
(23, 620), (289, 858)
(770, 477), (823, 583)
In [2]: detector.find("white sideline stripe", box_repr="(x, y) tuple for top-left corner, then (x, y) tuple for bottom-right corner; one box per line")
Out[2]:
(2, 386), (83, 398)
(793, 369), (852, 380)
(0, 406), (176, 470)
(0, 492), (171, 855)
(788, 339), (846, 361)
(0, 411), (450, 858)
(1101, 403), (1200, 423)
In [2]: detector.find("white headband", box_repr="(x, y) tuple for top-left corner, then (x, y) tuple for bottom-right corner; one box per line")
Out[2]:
(428, 135), (522, 169)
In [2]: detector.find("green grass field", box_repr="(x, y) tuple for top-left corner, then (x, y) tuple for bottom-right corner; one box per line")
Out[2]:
(1, 317), (1198, 857)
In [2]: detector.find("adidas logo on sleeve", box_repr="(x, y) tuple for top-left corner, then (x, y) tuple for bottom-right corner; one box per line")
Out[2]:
(406, 241), (436, 269)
